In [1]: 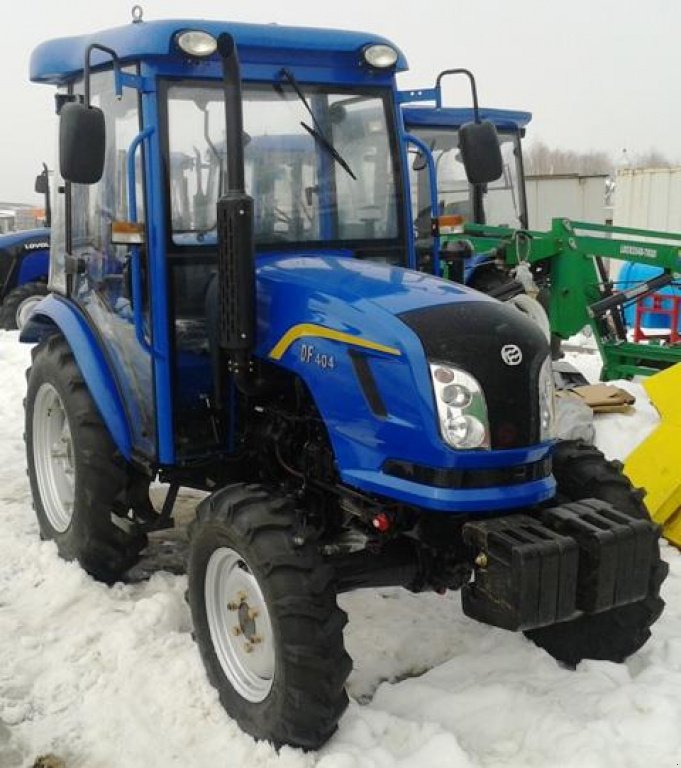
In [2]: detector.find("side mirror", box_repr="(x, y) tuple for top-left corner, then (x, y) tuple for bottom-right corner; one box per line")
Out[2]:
(59, 102), (105, 184)
(458, 120), (503, 184)
(34, 170), (49, 195)
(412, 151), (427, 172)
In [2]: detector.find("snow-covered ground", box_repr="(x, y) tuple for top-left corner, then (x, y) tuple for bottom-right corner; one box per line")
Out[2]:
(1, 330), (681, 768)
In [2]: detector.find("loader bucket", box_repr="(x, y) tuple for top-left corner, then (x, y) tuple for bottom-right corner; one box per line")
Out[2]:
(624, 363), (681, 546)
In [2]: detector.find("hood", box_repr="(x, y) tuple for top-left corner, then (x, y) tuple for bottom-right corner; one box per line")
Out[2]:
(257, 252), (494, 314)
(255, 253), (497, 361)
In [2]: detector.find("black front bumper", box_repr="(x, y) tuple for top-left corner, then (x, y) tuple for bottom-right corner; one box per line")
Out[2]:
(461, 500), (659, 631)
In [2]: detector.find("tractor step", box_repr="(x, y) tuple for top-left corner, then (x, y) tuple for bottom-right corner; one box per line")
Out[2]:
(461, 500), (659, 631)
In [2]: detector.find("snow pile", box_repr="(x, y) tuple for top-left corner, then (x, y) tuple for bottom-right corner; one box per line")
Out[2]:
(1, 329), (680, 768)
(561, 347), (660, 461)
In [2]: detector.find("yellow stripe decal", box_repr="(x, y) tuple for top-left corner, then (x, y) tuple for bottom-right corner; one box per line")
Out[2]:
(269, 323), (401, 361)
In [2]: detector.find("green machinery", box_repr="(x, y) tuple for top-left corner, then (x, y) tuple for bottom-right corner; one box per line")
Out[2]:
(456, 218), (681, 380)
(400, 70), (681, 381)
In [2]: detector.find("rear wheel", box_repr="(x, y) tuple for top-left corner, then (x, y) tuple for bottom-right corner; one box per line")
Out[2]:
(525, 441), (667, 666)
(188, 484), (351, 749)
(0, 281), (48, 330)
(25, 335), (147, 582)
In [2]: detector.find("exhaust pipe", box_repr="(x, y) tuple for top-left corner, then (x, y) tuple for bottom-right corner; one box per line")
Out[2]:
(216, 33), (255, 390)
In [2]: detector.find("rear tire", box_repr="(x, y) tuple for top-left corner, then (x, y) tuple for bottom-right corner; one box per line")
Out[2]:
(525, 441), (667, 666)
(188, 484), (351, 749)
(0, 281), (48, 330)
(25, 335), (147, 582)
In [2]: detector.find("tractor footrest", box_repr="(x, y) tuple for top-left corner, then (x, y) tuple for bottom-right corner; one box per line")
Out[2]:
(540, 499), (657, 613)
(461, 515), (579, 631)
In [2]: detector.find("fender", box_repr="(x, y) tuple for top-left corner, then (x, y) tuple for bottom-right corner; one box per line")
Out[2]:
(20, 294), (133, 460)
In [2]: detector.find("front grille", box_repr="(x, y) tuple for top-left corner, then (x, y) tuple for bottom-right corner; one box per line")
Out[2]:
(400, 299), (550, 448)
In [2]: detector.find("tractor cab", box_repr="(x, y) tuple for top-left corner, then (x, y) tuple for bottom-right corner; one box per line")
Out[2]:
(399, 71), (531, 287)
(27, 19), (411, 466)
(403, 105), (531, 233)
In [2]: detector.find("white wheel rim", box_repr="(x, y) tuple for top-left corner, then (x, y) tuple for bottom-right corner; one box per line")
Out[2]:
(507, 293), (551, 341)
(205, 547), (275, 703)
(32, 383), (76, 533)
(16, 295), (43, 329)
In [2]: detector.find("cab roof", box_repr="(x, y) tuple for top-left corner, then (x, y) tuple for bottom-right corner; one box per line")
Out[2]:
(31, 19), (408, 85)
(402, 106), (532, 131)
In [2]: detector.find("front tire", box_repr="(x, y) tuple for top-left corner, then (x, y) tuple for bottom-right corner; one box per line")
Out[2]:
(188, 484), (351, 749)
(0, 281), (48, 330)
(26, 335), (147, 582)
(525, 441), (667, 666)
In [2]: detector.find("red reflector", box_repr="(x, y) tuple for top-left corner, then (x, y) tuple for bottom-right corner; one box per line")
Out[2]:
(372, 513), (391, 532)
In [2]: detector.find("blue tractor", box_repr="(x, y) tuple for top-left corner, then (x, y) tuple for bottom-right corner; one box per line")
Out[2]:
(22, 15), (665, 749)
(0, 166), (51, 329)
(400, 70), (553, 343)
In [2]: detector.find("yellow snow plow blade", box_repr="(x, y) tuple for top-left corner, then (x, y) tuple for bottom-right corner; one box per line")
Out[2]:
(624, 364), (681, 546)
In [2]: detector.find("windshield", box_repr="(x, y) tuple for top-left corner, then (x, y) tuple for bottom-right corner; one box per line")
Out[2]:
(409, 127), (525, 230)
(166, 82), (401, 248)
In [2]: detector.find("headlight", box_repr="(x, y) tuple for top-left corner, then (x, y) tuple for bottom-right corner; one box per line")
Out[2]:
(362, 44), (399, 69)
(430, 364), (490, 449)
(176, 30), (218, 57)
(538, 355), (556, 441)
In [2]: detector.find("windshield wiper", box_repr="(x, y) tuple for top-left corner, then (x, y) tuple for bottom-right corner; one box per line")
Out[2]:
(278, 68), (356, 181)
(299, 121), (356, 180)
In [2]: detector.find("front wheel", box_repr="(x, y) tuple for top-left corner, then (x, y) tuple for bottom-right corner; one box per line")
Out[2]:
(524, 441), (667, 666)
(188, 484), (352, 749)
(0, 281), (48, 330)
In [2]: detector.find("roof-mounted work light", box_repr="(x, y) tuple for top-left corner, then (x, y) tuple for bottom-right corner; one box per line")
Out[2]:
(362, 44), (398, 69)
(176, 30), (218, 57)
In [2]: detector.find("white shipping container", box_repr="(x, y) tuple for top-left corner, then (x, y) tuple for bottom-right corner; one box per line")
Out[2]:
(614, 167), (681, 232)
(525, 174), (609, 230)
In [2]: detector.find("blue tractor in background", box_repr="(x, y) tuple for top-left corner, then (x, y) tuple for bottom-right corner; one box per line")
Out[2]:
(400, 72), (552, 341)
(0, 166), (51, 329)
(22, 15), (665, 749)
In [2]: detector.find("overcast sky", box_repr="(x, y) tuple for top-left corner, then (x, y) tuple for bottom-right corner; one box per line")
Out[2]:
(1, 0), (678, 203)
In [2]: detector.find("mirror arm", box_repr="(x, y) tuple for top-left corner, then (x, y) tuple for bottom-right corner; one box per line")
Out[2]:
(42, 163), (52, 228)
(84, 43), (121, 107)
(435, 69), (480, 122)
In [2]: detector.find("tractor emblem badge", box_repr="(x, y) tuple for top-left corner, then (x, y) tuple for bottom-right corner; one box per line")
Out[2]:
(501, 344), (523, 366)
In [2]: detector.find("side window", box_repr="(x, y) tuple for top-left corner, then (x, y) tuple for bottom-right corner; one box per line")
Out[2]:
(65, 69), (155, 459)
(331, 97), (397, 240)
(71, 68), (142, 300)
(484, 136), (523, 228)
(48, 87), (68, 294)
(409, 128), (472, 237)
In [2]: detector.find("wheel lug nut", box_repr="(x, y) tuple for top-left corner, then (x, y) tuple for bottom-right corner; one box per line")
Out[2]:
(475, 552), (488, 568)
(227, 602), (239, 611)
(231, 627), (242, 636)
(251, 635), (262, 644)
(248, 608), (259, 620)
(244, 643), (254, 654)
(237, 591), (247, 602)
